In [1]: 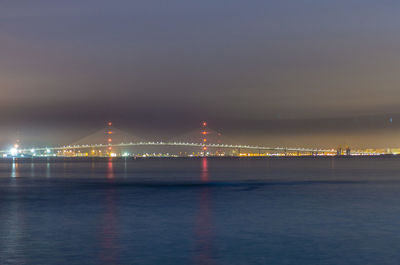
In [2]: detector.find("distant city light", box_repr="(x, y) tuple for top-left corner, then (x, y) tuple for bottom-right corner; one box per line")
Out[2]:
(0, 121), (393, 158)
(10, 148), (18, 156)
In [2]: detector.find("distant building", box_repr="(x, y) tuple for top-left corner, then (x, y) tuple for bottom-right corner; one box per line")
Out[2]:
(337, 147), (342, 156)
(345, 147), (351, 156)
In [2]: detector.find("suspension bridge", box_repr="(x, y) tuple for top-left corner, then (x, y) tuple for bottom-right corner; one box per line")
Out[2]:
(1, 122), (336, 157)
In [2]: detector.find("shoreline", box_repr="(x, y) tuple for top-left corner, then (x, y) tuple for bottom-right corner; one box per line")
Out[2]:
(0, 155), (399, 163)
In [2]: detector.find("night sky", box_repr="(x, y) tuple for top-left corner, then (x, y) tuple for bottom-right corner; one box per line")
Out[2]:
(1, 0), (400, 148)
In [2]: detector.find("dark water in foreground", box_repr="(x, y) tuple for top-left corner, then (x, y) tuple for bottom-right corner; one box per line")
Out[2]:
(1, 157), (400, 265)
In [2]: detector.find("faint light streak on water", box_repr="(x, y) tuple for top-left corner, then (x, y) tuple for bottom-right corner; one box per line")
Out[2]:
(11, 159), (18, 178)
(100, 188), (120, 264)
(201, 157), (209, 182)
(107, 159), (114, 179)
(30, 161), (35, 178)
(46, 158), (50, 178)
(196, 157), (214, 265)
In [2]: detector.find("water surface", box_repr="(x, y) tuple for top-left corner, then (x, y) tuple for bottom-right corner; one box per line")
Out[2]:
(1, 157), (400, 265)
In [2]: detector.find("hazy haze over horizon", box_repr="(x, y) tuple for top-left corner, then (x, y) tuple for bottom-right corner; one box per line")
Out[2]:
(1, 0), (400, 148)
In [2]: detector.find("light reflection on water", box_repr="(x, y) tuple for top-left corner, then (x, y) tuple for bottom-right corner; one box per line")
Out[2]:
(107, 158), (114, 179)
(30, 161), (35, 178)
(195, 157), (214, 265)
(1, 157), (400, 265)
(46, 160), (50, 178)
(100, 188), (120, 265)
(11, 159), (18, 178)
(100, 159), (119, 264)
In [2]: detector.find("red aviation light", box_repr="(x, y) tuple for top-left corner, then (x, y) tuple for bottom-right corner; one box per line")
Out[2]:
(202, 122), (207, 127)
(108, 122), (112, 126)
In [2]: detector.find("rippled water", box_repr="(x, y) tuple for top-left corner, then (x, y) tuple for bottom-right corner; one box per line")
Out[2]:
(1, 157), (400, 265)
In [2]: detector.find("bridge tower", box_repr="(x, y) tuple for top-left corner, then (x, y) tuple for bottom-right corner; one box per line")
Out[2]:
(106, 122), (113, 157)
(201, 122), (208, 156)
(216, 131), (222, 156)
